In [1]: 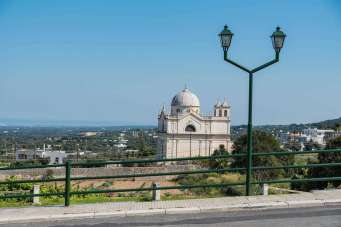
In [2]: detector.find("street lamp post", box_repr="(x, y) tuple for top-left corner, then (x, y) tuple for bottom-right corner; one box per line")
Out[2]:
(219, 25), (286, 196)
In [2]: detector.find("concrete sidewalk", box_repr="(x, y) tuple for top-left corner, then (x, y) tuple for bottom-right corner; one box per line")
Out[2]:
(1, 189), (341, 224)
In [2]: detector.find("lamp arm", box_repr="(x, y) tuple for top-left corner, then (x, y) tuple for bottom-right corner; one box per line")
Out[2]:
(251, 52), (280, 74)
(224, 51), (251, 73)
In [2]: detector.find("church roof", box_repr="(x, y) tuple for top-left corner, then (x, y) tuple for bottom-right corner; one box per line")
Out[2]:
(171, 88), (200, 107)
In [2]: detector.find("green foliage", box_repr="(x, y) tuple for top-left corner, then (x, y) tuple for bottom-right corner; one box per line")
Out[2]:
(290, 136), (341, 191)
(80, 159), (107, 168)
(231, 131), (294, 180)
(284, 142), (302, 152)
(9, 159), (49, 168)
(0, 176), (33, 203)
(42, 169), (55, 180)
(0, 176), (33, 192)
(208, 145), (229, 169)
(304, 140), (321, 151)
(176, 173), (245, 196)
(315, 136), (341, 187)
(290, 163), (328, 191)
(101, 181), (113, 188)
(311, 117), (341, 130)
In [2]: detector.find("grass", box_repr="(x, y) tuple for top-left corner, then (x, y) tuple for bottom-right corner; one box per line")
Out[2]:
(294, 153), (318, 165)
(0, 162), (10, 168)
(0, 194), (152, 208)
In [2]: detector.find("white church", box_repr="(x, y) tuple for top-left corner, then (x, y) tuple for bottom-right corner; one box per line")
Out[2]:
(157, 87), (232, 159)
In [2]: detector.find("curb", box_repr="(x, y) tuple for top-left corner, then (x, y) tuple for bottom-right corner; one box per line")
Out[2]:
(1, 200), (340, 224)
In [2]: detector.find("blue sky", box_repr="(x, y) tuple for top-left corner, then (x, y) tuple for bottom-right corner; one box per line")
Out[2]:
(0, 0), (340, 126)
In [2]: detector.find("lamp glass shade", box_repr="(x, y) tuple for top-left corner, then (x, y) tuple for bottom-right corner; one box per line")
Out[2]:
(219, 25), (233, 51)
(271, 27), (286, 52)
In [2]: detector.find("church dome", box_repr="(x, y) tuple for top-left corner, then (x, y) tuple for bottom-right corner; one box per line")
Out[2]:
(171, 88), (200, 107)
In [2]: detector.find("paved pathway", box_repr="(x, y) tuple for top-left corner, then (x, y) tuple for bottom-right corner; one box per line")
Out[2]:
(0, 189), (341, 224)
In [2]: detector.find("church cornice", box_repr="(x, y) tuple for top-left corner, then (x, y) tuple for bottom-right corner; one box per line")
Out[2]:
(164, 112), (230, 121)
(159, 132), (230, 137)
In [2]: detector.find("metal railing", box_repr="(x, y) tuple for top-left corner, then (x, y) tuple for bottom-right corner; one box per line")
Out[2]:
(1, 149), (341, 206)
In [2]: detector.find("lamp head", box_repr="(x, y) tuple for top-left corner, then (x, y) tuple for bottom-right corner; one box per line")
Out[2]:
(271, 26), (286, 53)
(219, 25), (233, 52)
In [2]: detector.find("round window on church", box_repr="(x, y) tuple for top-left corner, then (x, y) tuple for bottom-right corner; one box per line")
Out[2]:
(185, 125), (196, 132)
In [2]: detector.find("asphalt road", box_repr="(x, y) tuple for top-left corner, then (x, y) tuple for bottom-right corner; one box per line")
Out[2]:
(2, 205), (341, 227)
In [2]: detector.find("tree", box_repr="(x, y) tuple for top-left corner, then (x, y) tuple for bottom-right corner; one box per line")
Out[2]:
(316, 136), (341, 187)
(209, 145), (229, 169)
(333, 123), (341, 131)
(284, 141), (302, 152)
(304, 140), (321, 151)
(231, 131), (294, 180)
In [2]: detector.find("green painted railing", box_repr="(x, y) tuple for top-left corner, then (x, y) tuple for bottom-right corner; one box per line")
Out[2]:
(0, 149), (341, 206)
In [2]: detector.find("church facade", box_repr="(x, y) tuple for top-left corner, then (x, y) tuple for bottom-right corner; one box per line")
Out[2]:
(157, 88), (232, 159)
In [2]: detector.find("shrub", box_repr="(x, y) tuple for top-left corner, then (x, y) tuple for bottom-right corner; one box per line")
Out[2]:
(231, 131), (294, 180)
(208, 145), (230, 169)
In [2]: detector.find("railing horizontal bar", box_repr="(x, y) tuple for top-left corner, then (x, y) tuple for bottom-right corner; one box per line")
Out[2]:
(0, 164), (65, 171)
(70, 163), (341, 182)
(254, 162), (341, 170)
(254, 176), (341, 185)
(0, 192), (64, 199)
(0, 178), (66, 185)
(2, 150), (339, 171)
(2, 163), (339, 185)
(71, 167), (246, 181)
(70, 182), (245, 195)
(253, 149), (341, 157)
(72, 154), (246, 167)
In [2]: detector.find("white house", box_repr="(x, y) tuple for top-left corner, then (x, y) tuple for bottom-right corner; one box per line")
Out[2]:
(15, 146), (68, 164)
(303, 128), (335, 145)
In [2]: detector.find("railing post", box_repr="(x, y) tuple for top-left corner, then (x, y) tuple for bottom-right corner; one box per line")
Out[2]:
(261, 183), (269, 196)
(152, 182), (161, 201)
(33, 184), (40, 204)
(64, 160), (71, 207)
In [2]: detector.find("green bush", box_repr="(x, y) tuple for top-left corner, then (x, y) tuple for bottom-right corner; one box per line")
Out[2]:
(208, 145), (230, 169)
(292, 136), (341, 191)
(176, 173), (245, 196)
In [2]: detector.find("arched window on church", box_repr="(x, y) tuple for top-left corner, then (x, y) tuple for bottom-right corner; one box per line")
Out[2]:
(185, 125), (196, 132)
(224, 110), (227, 117)
(219, 109), (222, 117)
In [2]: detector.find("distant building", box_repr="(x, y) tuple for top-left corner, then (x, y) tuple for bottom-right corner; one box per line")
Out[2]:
(157, 87), (232, 159)
(114, 143), (127, 149)
(15, 144), (69, 164)
(303, 128), (335, 145)
(16, 149), (68, 164)
(324, 130), (341, 143)
(279, 132), (308, 144)
(132, 131), (139, 137)
(278, 132), (308, 151)
(278, 128), (338, 149)
(80, 132), (98, 137)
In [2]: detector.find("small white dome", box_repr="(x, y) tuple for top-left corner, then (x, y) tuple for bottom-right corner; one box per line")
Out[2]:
(171, 88), (200, 107)
(222, 98), (229, 107)
(215, 100), (221, 107)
